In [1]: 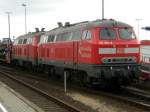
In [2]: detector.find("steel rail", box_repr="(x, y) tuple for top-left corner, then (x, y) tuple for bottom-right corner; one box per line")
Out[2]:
(123, 86), (150, 98)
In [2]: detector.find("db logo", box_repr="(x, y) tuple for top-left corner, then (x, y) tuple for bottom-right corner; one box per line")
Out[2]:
(117, 48), (124, 53)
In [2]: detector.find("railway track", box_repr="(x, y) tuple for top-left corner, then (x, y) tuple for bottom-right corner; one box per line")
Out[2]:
(110, 87), (150, 110)
(123, 86), (150, 99)
(0, 65), (150, 111)
(0, 69), (85, 112)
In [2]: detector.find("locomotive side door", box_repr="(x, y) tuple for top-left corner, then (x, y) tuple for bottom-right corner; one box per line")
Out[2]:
(71, 31), (81, 68)
(73, 41), (78, 65)
(78, 30), (92, 64)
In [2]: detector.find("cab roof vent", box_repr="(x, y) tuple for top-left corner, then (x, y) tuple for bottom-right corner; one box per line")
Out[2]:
(41, 28), (45, 32)
(65, 22), (70, 27)
(35, 28), (39, 33)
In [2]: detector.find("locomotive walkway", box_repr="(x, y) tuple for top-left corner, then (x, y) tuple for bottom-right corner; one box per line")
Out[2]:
(0, 81), (44, 112)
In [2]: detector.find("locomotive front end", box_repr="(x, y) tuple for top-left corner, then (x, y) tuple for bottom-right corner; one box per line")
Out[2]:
(93, 20), (140, 86)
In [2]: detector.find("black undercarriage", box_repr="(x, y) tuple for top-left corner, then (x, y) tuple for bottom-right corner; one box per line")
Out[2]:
(12, 59), (141, 88)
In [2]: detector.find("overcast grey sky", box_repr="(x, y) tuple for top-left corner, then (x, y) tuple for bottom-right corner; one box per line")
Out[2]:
(0, 0), (150, 40)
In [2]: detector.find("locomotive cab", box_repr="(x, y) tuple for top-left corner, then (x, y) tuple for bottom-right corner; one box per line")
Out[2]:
(77, 20), (140, 86)
(97, 25), (140, 64)
(91, 21), (140, 85)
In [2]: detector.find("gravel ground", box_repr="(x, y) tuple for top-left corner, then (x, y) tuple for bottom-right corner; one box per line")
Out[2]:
(67, 90), (147, 112)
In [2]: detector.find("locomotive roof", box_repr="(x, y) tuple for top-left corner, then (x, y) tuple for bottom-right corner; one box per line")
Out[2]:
(16, 31), (44, 40)
(15, 33), (35, 40)
(45, 19), (132, 35)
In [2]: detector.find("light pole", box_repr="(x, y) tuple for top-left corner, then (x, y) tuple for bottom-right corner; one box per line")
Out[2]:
(136, 18), (143, 39)
(5, 12), (12, 39)
(102, 0), (104, 19)
(22, 3), (27, 34)
(5, 12), (12, 63)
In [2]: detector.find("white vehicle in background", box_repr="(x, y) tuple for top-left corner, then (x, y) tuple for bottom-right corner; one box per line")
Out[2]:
(140, 27), (150, 80)
(140, 40), (150, 80)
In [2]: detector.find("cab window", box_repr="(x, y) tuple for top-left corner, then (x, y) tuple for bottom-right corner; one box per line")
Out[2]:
(86, 31), (92, 40)
(82, 30), (92, 40)
(100, 28), (116, 40)
(119, 28), (136, 39)
(47, 35), (55, 42)
(23, 38), (27, 44)
(82, 30), (87, 40)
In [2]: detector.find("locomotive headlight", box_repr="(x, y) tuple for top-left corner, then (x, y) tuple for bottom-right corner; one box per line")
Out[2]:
(102, 58), (107, 63)
(102, 58), (111, 63)
(99, 48), (116, 54)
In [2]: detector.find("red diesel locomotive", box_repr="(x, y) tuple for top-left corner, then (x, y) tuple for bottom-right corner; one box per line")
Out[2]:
(11, 19), (140, 86)
(12, 28), (45, 68)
